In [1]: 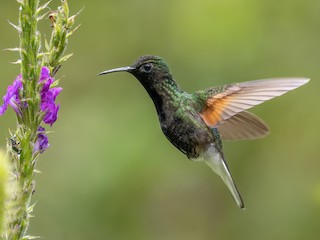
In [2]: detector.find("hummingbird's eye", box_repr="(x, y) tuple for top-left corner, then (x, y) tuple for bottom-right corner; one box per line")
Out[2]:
(141, 63), (153, 73)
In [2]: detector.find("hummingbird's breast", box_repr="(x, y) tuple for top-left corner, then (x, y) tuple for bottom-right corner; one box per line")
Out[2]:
(158, 97), (214, 159)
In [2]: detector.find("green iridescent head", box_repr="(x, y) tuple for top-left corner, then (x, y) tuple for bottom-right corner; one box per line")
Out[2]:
(99, 55), (173, 86)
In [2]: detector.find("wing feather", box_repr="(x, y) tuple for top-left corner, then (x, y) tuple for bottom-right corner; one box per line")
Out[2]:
(198, 78), (309, 127)
(216, 111), (269, 141)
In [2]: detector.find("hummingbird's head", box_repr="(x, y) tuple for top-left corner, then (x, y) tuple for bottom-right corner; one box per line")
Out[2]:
(99, 55), (174, 89)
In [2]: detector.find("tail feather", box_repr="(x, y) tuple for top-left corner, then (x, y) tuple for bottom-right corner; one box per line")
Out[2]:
(203, 145), (244, 209)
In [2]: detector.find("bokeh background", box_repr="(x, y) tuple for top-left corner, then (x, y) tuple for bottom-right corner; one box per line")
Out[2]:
(1, 0), (320, 239)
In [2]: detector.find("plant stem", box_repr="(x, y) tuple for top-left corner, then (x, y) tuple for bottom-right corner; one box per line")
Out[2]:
(5, 0), (42, 238)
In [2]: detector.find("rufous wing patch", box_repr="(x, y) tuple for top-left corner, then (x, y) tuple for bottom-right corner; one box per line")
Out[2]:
(200, 96), (233, 126)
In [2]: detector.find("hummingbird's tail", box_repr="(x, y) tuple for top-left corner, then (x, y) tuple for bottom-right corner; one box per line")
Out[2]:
(202, 144), (244, 209)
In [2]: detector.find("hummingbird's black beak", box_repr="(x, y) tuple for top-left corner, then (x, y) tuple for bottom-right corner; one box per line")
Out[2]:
(98, 66), (135, 76)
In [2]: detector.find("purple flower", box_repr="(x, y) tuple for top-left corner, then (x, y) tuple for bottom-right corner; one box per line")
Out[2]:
(0, 75), (23, 115)
(34, 126), (49, 153)
(40, 72), (62, 126)
(39, 67), (51, 82)
(39, 67), (54, 92)
(0, 66), (62, 125)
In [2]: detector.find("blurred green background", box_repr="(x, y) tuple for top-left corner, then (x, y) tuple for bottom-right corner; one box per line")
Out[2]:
(1, 0), (320, 239)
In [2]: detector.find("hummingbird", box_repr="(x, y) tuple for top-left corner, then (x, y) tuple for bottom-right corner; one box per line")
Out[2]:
(99, 55), (309, 209)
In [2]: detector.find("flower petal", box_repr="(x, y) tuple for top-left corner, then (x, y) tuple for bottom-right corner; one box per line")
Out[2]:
(34, 126), (49, 153)
(39, 67), (51, 82)
(0, 75), (22, 115)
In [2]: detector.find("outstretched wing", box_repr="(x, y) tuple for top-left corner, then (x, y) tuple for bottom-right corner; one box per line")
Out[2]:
(216, 111), (269, 141)
(194, 78), (309, 138)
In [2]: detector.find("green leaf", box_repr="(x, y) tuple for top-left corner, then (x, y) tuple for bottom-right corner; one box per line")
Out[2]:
(8, 20), (21, 32)
(36, 0), (52, 15)
(59, 53), (73, 63)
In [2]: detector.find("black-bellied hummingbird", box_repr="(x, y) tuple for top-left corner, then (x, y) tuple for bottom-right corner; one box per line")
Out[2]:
(99, 55), (309, 209)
